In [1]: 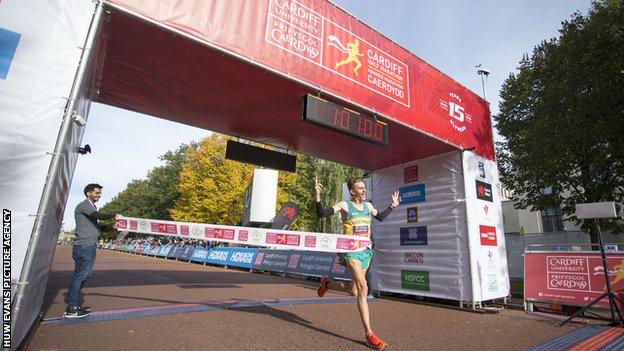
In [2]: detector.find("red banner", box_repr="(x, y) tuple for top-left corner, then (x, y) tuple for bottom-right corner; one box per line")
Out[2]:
(109, 0), (494, 159)
(525, 251), (624, 307)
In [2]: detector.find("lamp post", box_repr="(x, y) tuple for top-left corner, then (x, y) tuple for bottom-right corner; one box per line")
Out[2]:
(476, 64), (490, 101)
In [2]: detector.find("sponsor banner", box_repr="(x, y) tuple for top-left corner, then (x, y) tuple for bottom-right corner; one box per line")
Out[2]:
(286, 252), (348, 279)
(525, 251), (624, 307)
(0, 27), (20, 79)
(178, 245), (196, 260)
(475, 180), (493, 202)
(108, 0), (494, 159)
(167, 245), (182, 258)
(151, 222), (178, 235)
(406, 206), (418, 223)
(487, 273), (499, 292)
(398, 184), (426, 205)
(481, 204), (491, 220)
(401, 270), (430, 291)
(205, 227), (235, 240)
(321, 21), (410, 106)
(266, 232), (301, 246)
(331, 259), (348, 277)
(205, 248), (232, 265)
(477, 161), (486, 179)
(197, 247), (259, 268)
(116, 216), (370, 253)
(372, 152), (473, 301)
(462, 151), (509, 301)
(403, 165), (418, 183)
(399, 226), (427, 246)
(149, 245), (160, 255)
(479, 225), (497, 246)
(404, 252), (424, 264)
(252, 249), (350, 279)
(227, 248), (258, 269)
(253, 250), (291, 271)
(190, 246), (210, 262)
(157, 244), (173, 257)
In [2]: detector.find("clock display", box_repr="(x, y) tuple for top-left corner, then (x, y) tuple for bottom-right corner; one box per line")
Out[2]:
(303, 95), (388, 146)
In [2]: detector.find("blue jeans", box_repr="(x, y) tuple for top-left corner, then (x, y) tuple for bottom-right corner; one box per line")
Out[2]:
(67, 244), (97, 307)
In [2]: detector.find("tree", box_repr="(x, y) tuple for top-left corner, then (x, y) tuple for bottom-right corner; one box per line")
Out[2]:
(101, 133), (364, 233)
(171, 134), (254, 224)
(495, 0), (624, 242)
(276, 153), (316, 231)
(99, 143), (197, 239)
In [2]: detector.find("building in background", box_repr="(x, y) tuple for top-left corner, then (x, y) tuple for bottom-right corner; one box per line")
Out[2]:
(501, 187), (581, 235)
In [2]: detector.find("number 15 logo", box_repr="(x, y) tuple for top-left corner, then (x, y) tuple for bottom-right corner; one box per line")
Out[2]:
(448, 102), (465, 122)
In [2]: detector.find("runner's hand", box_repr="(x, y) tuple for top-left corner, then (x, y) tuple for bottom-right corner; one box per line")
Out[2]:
(313, 176), (324, 197)
(391, 191), (400, 208)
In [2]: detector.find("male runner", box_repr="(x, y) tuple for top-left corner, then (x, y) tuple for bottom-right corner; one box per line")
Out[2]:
(313, 176), (399, 350)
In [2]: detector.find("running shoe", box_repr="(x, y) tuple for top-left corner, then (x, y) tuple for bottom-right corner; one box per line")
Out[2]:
(63, 306), (89, 319)
(366, 331), (387, 350)
(317, 275), (331, 297)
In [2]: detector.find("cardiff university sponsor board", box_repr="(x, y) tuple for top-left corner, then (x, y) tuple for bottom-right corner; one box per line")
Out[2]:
(525, 251), (624, 307)
(266, 0), (410, 107)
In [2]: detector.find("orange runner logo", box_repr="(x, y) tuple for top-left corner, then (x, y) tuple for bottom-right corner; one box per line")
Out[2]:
(329, 35), (363, 76)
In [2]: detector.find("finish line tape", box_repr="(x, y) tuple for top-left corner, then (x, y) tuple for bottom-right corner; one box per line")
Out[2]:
(116, 216), (370, 253)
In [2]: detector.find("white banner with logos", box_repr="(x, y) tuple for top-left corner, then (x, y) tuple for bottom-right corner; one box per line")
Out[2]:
(116, 216), (371, 253)
(462, 151), (510, 301)
(371, 151), (472, 302)
(0, 0), (95, 295)
(0, 0), (97, 348)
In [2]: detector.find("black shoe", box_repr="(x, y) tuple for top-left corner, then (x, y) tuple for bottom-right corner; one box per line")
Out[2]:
(78, 305), (91, 313)
(64, 306), (90, 318)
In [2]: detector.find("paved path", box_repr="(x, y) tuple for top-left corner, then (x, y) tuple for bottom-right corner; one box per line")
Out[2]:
(25, 246), (580, 351)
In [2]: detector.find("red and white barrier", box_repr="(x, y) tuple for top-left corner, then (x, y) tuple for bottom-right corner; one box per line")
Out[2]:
(116, 216), (370, 253)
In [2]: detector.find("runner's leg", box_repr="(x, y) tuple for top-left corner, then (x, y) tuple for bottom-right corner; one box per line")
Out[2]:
(345, 259), (372, 334)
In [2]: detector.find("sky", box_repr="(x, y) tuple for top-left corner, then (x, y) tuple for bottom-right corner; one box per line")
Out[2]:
(63, 0), (592, 230)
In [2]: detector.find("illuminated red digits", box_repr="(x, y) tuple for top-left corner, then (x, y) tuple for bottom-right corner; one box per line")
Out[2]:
(374, 123), (383, 141)
(339, 110), (350, 129)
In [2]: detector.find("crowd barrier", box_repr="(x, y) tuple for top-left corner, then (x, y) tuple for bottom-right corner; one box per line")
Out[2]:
(102, 243), (351, 280)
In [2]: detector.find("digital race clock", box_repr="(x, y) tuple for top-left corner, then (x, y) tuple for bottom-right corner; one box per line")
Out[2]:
(303, 95), (388, 146)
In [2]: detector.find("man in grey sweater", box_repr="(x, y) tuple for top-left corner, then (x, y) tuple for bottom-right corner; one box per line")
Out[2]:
(64, 183), (121, 318)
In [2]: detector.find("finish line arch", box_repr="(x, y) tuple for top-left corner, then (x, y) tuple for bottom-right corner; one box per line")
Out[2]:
(2, 0), (506, 348)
